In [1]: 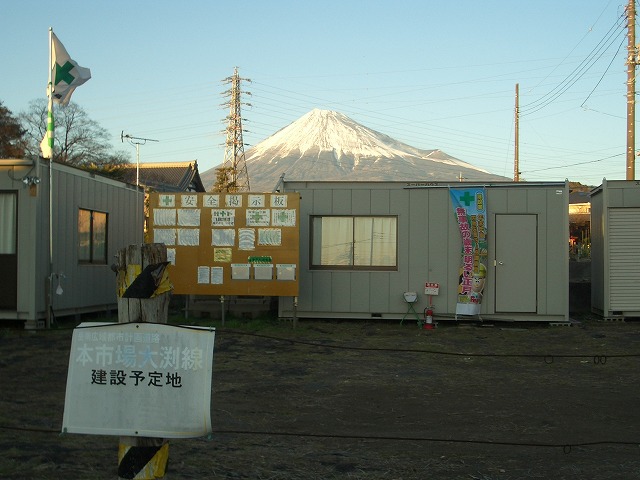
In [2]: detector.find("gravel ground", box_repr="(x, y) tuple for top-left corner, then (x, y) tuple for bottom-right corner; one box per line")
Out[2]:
(1, 314), (640, 479)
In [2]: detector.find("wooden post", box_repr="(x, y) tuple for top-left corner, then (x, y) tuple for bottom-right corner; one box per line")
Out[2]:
(293, 296), (298, 329)
(115, 243), (171, 480)
(220, 295), (225, 326)
(627, 0), (636, 180)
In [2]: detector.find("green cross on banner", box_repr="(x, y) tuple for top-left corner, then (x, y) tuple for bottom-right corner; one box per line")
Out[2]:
(54, 61), (75, 86)
(458, 191), (475, 206)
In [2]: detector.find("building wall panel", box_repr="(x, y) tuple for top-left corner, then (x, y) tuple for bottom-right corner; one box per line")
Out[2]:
(369, 272), (390, 313)
(622, 187), (640, 206)
(352, 189), (371, 214)
(0, 160), (141, 325)
(608, 208), (640, 311)
(371, 189), (390, 214)
(507, 189), (527, 212)
(332, 189), (351, 214)
(311, 270), (332, 312)
(281, 181), (568, 322)
(590, 181), (640, 318)
(350, 272), (370, 311)
(331, 272), (351, 312)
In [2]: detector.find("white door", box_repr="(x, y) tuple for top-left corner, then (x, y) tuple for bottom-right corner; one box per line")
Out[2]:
(495, 214), (537, 313)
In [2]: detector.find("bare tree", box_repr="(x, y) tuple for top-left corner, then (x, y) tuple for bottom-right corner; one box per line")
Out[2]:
(20, 98), (130, 167)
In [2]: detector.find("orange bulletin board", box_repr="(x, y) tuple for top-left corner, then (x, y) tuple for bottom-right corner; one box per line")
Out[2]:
(147, 192), (300, 296)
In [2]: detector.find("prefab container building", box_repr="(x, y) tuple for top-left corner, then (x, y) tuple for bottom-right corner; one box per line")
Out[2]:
(279, 180), (569, 323)
(590, 179), (640, 320)
(0, 158), (142, 329)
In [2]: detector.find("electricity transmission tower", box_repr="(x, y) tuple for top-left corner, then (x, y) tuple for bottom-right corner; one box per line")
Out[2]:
(214, 67), (251, 192)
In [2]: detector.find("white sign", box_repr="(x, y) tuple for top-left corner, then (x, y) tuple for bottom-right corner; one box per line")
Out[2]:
(62, 323), (215, 438)
(424, 282), (440, 295)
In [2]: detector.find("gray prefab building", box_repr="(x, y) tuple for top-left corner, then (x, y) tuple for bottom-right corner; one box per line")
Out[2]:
(590, 180), (640, 320)
(279, 180), (569, 323)
(0, 158), (142, 328)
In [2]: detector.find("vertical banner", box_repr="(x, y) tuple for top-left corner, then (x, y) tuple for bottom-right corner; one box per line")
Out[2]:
(450, 188), (488, 316)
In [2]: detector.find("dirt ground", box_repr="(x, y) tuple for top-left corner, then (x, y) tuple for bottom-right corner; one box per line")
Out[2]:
(2, 314), (640, 480)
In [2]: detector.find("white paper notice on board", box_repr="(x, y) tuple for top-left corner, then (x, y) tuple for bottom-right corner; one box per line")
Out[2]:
(153, 209), (176, 226)
(62, 322), (215, 438)
(167, 248), (176, 265)
(154, 228), (176, 246)
(276, 264), (296, 281)
(253, 264), (273, 280)
(178, 228), (200, 246)
(211, 267), (224, 284)
(178, 208), (201, 227)
(197, 266), (210, 284)
(231, 263), (251, 280)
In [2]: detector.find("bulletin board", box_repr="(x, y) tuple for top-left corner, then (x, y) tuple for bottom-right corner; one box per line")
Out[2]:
(146, 192), (300, 296)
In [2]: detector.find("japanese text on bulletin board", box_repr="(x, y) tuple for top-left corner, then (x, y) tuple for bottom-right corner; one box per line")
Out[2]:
(147, 192), (300, 296)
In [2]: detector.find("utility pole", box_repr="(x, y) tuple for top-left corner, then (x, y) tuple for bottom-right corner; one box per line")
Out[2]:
(514, 83), (520, 182)
(214, 67), (251, 192)
(627, 0), (637, 180)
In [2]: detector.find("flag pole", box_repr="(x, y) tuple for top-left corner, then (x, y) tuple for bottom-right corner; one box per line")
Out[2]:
(47, 27), (54, 329)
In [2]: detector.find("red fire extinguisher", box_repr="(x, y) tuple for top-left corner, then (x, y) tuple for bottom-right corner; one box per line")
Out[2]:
(424, 306), (434, 329)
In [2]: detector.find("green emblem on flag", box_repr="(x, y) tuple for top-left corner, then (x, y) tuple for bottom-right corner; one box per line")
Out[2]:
(54, 61), (76, 86)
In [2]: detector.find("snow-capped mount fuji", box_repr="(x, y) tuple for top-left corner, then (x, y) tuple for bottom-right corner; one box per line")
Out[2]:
(202, 109), (509, 192)
(250, 108), (429, 160)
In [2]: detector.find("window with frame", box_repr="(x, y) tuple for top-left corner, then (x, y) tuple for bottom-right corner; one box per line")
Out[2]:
(311, 216), (397, 270)
(0, 192), (17, 255)
(78, 208), (108, 264)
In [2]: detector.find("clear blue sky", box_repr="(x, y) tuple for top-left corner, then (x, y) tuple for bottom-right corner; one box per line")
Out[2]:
(3, 0), (634, 186)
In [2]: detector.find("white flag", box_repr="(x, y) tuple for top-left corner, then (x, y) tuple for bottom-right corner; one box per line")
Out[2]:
(40, 98), (54, 159)
(50, 32), (91, 105)
(40, 133), (52, 159)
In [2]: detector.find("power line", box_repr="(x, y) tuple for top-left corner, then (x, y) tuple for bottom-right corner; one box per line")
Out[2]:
(581, 35), (627, 106)
(521, 153), (624, 174)
(520, 14), (626, 116)
(526, 0), (617, 96)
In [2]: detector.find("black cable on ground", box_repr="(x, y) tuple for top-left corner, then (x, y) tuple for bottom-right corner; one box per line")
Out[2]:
(2, 424), (638, 453)
(218, 328), (640, 362)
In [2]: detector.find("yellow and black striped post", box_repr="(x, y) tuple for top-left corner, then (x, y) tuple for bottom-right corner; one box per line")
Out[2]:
(118, 438), (169, 479)
(115, 244), (173, 479)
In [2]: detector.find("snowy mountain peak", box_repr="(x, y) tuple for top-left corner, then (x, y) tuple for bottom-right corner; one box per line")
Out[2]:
(200, 109), (510, 192)
(251, 108), (420, 159)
